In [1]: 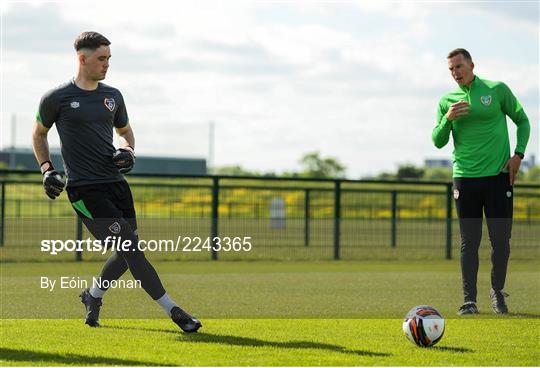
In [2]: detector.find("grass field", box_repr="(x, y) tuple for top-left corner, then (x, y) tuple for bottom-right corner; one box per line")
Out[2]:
(1, 319), (539, 366)
(1, 259), (539, 365)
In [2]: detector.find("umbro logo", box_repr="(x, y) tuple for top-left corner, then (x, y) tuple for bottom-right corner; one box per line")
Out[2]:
(70, 101), (80, 109)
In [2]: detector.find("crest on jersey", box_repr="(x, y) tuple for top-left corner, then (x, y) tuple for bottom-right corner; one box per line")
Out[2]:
(480, 95), (492, 106)
(104, 98), (115, 111)
(453, 189), (459, 200)
(109, 221), (121, 234)
(70, 101), (80, 109)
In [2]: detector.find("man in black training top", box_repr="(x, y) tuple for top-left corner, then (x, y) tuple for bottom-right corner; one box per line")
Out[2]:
(32, 31), (201, 332)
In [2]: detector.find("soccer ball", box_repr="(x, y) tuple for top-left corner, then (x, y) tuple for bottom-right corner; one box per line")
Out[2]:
(402, 305), (445, 347)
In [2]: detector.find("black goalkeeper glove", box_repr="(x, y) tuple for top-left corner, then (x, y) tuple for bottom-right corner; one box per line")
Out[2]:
(42, 166), (65, 200)
(112, 146), (135, 174)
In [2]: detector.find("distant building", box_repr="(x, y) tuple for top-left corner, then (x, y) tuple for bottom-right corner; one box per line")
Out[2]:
(425, 158), (452, 169)
(521, 154), (536, 171)
(0, 148), (206, 175)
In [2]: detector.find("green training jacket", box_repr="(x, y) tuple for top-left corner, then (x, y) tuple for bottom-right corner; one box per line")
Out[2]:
(432, 76), (530, 178)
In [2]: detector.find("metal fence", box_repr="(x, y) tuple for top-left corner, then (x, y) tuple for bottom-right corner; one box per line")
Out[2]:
(0, 170), (538, 262)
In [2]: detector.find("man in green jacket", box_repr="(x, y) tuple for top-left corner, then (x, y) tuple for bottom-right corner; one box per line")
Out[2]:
(432, 48), (530, 315)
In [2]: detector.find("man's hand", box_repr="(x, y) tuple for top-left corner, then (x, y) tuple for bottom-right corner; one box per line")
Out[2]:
(502, 155), (522, 185)
(445, 101), (470, 121)
(113, 146), (135, 174)
(43, 170), (65, 200)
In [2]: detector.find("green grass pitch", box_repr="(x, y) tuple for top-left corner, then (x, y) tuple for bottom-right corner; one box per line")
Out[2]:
(1, 260), (539, 366)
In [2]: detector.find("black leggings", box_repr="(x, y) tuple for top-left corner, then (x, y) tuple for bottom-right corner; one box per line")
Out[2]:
(67, 181), (166, 300)
(453, 173), (513, 303)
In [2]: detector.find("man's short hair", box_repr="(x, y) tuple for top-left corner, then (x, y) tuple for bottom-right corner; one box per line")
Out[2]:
(447, 48), (472, 62)
(74, 32), (110, 51)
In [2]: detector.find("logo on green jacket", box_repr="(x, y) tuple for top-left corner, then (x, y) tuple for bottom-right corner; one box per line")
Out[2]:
(480, 95), (492, 106)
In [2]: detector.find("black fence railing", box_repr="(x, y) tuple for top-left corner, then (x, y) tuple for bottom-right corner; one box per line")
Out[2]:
(0, 170), (538, 262)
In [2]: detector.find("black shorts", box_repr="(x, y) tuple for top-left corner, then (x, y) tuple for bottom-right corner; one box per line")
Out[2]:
(453, 172), (513, 220)
(67, 180), (137, 238)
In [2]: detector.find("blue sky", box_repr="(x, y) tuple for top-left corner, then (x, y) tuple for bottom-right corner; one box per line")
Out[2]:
(1, 0), (538, 177)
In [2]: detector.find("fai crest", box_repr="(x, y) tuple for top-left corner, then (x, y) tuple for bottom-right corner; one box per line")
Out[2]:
(480, 95), (492, 106)
(104, 98), (115, 111)
(453, 189), (460, 200)
(109, 221), (121, 234)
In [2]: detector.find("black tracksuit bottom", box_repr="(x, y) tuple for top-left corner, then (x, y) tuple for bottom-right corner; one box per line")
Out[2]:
(453, 172), (513, 303)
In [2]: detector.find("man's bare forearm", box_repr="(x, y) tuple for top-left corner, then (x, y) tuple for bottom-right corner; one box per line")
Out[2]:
(117, 126), (135, 150)
(32, 122), (51, 173)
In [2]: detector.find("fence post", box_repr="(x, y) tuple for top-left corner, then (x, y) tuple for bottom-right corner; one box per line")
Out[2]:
(333, 181), (341, 260)
(446, 183), (453, 260)
(0, 182), (5, 246)
(391, 191), (397, 248)
(304, 189), (310, 247)
(211, 177), (219, 260)
(76, 216), (83, 261)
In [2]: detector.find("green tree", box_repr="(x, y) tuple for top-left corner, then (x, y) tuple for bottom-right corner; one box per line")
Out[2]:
(213, 165), (258, 176)
(374, 172), (396, 180)
(423, 167), (452, 181)
(396, 164), (424, 180)
(298, 151), (346, 178)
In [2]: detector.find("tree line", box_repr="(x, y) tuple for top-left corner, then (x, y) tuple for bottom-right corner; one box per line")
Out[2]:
(214, 151), (540, 182)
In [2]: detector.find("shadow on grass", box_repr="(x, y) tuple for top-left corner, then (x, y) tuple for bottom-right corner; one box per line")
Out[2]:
(104, 325), (391, 357)
(0, 347), (167, 366)
(185, 332), (391, 357)
(453, 312), (540, 319)
(507, 312), (540, 319)
(432, 346), (474, 353)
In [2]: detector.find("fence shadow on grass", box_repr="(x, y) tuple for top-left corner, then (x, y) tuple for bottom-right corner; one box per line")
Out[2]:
(0, 347), (167, 366)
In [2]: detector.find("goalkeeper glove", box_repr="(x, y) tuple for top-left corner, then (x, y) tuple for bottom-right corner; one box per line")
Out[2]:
(112, 146), (135, 174)
(41, 162), (65, 200)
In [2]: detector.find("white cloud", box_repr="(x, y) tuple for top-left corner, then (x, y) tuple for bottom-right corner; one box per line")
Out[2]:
(1, 1), (538, 177)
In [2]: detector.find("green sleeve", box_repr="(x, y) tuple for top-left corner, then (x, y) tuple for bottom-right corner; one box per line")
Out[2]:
(499, 82), (530, 154)
(432, 99), (452, 148)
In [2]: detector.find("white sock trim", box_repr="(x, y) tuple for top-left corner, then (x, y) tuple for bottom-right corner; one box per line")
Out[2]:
(156, 293), (178, 317)
(89, 286), (106, 299)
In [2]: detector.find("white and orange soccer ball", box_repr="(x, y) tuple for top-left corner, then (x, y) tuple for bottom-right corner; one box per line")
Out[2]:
(402, 305), (445, 347)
